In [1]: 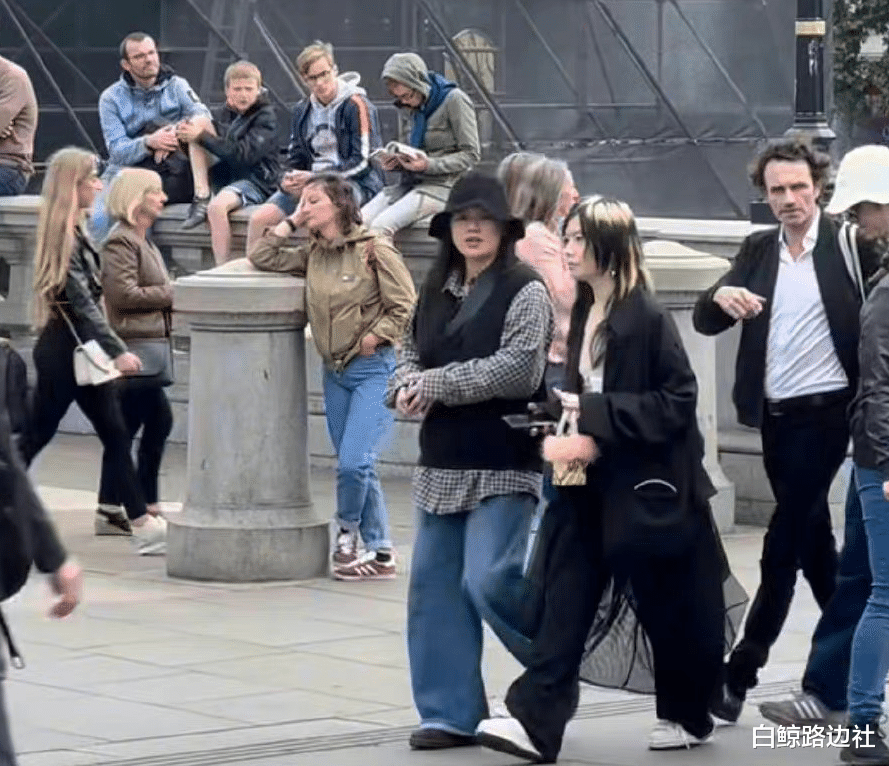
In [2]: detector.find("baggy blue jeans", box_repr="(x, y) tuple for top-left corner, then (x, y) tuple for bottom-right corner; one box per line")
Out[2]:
(847, 464), (889, 726)
(322, 347), (394, 552)
(802, 474), (872, 711)
(407, 492), (538, 735)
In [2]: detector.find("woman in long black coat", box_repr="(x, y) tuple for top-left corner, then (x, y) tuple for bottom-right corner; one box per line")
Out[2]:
(476, 197), (733, 762)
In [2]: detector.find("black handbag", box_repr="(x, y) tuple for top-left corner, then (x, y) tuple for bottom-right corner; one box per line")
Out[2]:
(126, 338), (174, 388)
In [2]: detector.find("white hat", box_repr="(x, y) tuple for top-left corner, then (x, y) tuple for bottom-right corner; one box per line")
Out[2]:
(826, 144), (889, 214)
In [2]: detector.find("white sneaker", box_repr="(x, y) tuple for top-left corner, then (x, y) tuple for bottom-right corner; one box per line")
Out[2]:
(132, 514), (167, 556)
(475, 716), (543, 763)
(648, 719), (712, 750)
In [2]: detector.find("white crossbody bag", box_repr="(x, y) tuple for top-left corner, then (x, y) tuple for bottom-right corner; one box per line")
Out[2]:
(56, 307), (121, 386)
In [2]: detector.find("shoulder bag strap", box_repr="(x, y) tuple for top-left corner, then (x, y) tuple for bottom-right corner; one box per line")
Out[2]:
(54, 303), (84, 346)
(838, 221), (866, 303)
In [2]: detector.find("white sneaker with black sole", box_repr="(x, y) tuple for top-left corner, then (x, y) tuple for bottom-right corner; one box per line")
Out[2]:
(476, 716), (545, 763)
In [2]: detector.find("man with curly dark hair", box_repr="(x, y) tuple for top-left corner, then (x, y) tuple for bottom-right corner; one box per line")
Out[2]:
(694, 138), (880, 725)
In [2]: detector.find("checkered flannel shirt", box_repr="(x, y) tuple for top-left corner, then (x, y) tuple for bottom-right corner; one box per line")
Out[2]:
(388, 271), (554, 514)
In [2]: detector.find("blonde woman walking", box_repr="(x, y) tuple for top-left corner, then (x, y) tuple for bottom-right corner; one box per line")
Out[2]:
(20, 147), (166, 555)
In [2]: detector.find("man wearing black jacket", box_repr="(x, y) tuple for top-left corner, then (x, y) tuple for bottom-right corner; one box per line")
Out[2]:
(0, 345), (82, 765)
(176, 60), (279, 263)
(693, 139), (877, 722)
(757, 145), (889, 733)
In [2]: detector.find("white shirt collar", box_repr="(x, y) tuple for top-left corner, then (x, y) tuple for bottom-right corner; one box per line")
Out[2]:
(779, 209), (821, 260)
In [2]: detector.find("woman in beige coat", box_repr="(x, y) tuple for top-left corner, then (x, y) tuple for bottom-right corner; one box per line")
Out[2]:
(96, 168), (173, 554)
(250, 172), (416, 580)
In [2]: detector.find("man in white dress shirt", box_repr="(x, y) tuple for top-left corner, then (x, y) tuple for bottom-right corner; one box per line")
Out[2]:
(693, 139), (877, 722)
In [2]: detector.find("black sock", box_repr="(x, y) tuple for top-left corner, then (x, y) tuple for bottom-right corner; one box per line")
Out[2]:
(375, 550), (392, 563)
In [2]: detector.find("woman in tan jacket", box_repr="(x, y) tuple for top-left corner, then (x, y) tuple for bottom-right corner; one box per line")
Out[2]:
(249, 172), (416, 580)
(96, 168), (174, 554)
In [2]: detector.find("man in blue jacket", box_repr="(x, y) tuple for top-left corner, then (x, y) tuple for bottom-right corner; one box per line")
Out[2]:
(91, 32), (214, 239)
(245, 41), (382, 252)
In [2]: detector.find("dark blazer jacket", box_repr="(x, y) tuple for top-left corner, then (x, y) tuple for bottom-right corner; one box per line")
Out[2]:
(693, 215), (875, 428)
(564, 285), (715, 557)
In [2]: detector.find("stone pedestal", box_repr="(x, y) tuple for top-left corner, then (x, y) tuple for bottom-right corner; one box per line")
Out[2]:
(0, 195), (40, 334)
(167, 258), (328, 581)
(643, 240), (735, 533)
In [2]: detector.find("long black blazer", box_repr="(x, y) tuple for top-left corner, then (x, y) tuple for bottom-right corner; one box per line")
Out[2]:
(693, 215), (871, 428)
(564, 285), (715, 555)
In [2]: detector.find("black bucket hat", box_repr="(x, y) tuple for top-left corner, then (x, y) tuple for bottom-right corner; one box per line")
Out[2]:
(428, 172), (525, 243)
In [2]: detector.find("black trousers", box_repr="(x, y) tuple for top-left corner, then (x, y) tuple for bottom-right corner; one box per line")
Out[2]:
(726, 395), (848, 695)
(98, 384), (173, 509)
(505, 490), (725, 761)
(20, 321), (148, 521)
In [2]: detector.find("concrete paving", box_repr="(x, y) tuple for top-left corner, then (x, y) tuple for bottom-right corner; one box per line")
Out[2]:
(1, 433), (855, 765)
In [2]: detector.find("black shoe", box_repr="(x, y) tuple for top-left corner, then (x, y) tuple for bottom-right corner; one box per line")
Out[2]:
(841, 721), (889, 765)
(710, 682), (744, 724)
(409, 727), (475, 750)
(181, 196), (210, 230)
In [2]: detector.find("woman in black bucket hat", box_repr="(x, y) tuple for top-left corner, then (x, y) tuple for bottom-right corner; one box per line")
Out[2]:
(386, 172), (554, 750)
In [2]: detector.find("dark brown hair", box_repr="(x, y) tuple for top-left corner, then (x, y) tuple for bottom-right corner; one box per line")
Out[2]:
(749, 138), (831, 191)
(303, 173), (361, 233)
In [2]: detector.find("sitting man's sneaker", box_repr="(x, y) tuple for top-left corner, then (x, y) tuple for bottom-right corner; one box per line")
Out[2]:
(94, 505), (131, 536)
(648, 719), (713, 750)
(181, 195), (210, 230)
(476, 715), (546, 763)
(332, 549), (396, 581)
(710, 681), (744, 725)
(408, 727), (475, 750)
(759, 691), (846, 728)
(841, 720), (889, 765)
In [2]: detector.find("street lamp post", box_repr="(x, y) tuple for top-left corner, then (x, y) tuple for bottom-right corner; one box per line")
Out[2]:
(786, 0), (835, 148)
(752, 0), (835, 221)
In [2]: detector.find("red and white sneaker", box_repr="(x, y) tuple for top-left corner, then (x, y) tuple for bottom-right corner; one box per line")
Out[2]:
(332, 550), (396, 581)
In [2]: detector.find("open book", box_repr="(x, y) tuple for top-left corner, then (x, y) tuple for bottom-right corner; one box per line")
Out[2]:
(370, 141), (426, 165)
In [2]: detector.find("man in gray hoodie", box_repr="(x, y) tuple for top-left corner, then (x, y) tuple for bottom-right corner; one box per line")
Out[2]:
(361, 52), (480, 237)
(245, 41), (383, 251)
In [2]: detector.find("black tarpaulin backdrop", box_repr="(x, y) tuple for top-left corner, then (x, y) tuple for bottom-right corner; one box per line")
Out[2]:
(1, 0), (799, 219)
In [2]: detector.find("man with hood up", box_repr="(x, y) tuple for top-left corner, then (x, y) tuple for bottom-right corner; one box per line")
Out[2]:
(91, 32), (213, 239)
(361, 52), (481, 237)
(245, 41), (383, 252)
